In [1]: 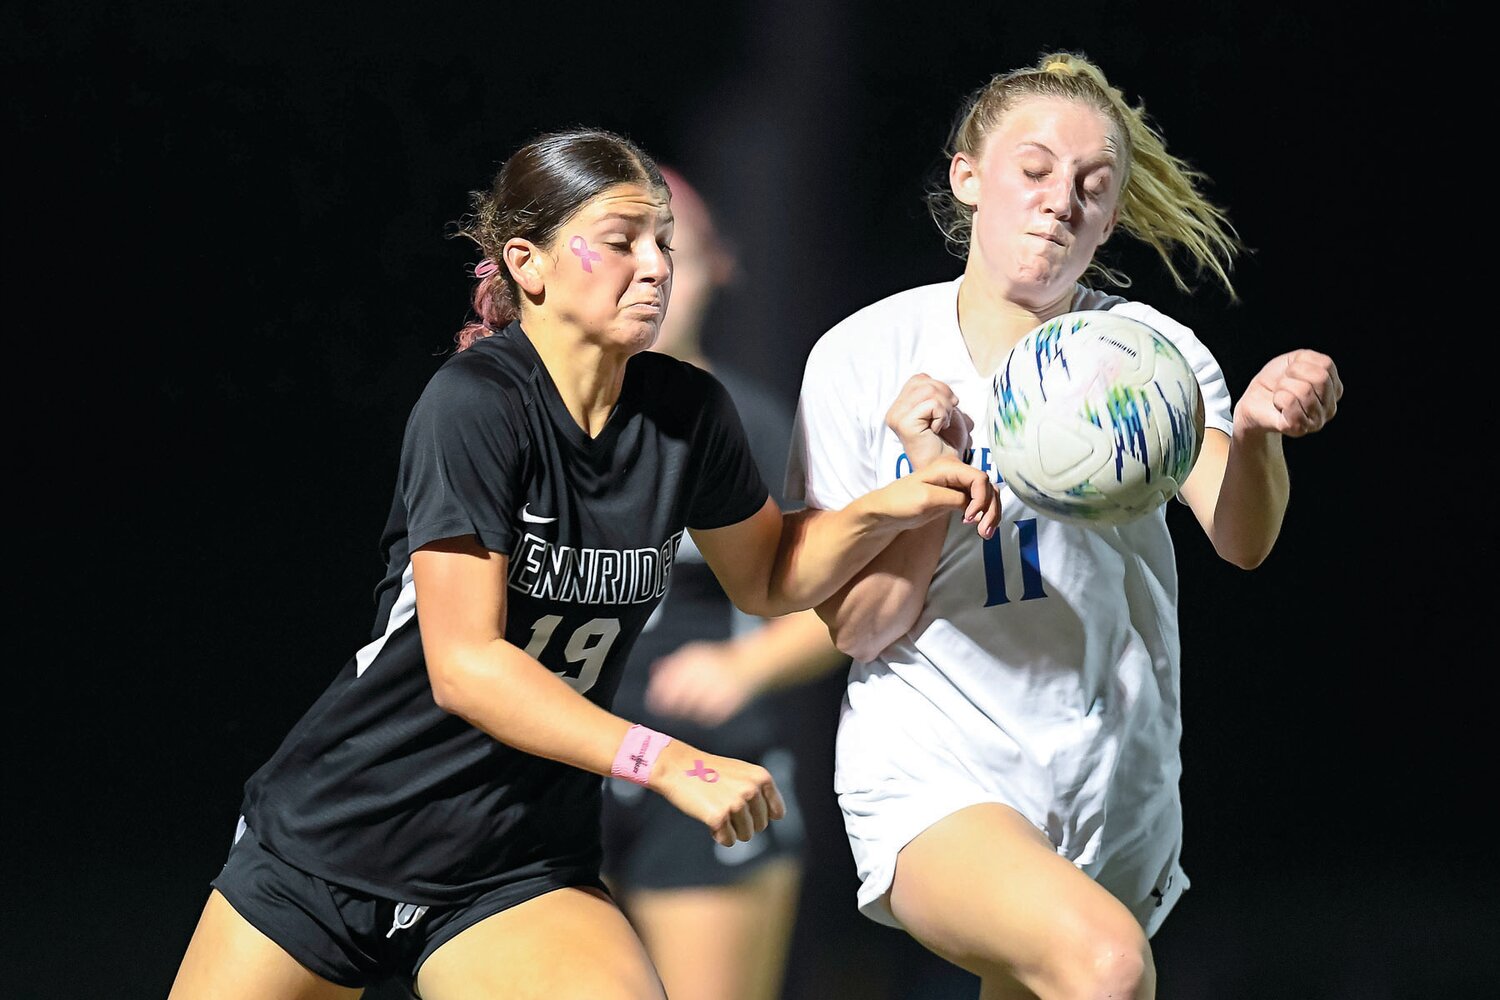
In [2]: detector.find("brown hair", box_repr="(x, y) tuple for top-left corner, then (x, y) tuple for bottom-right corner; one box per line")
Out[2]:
(453, 128), (666, 350)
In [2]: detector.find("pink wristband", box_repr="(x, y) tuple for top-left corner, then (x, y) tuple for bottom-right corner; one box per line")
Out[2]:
(611, 725), (673, 786)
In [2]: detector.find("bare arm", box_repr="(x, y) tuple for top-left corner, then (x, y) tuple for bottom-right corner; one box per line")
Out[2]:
(813, 372), (973, 660)
(692, 453), (997, 619)
(644, 608), (847, 726)
(411, 535), (784, 845)
(816, 519), (947, 662)
(1180, 349), (1343, 569)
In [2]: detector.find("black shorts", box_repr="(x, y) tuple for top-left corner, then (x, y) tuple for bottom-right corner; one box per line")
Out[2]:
(600, 746), (806, 892)
(210, 819), (608, 991)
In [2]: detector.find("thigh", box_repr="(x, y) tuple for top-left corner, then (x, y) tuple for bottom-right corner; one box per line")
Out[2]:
(415, 886), (664, 1000)
(889, 803), (1153, 1000)
(168, 890), (364, 1000)
(626, 858), (803, 1000)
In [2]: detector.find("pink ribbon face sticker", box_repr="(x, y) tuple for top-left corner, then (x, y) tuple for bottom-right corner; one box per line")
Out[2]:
(685, 759), (720, 783)
(569, 236), (602, 273)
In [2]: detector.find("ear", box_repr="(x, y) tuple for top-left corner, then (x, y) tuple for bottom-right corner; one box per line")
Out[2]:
(949, 151), (981, 208)
(504, 238), (547, 297)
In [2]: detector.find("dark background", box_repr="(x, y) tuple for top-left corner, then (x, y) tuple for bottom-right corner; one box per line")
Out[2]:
(7, 2), (1480, 998)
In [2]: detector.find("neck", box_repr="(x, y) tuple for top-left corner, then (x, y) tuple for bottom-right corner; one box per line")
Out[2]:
(956, 266), (1078, 377)
(520, 313), (631, 438)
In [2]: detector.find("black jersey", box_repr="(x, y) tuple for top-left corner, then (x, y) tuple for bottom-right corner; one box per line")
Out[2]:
(239, 321), (768, 904)
(609, 365), (796, 755)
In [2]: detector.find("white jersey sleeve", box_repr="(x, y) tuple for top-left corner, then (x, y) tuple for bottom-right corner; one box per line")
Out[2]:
(785, 324), (882, 511)
(1074, 288), (1235, 438)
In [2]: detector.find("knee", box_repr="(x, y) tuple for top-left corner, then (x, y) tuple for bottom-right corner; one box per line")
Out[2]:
(1051, 922), (1154, 1000)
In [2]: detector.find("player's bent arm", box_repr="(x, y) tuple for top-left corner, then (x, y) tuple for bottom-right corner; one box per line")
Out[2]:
(1183, 348), (1341, 570)
(815, 518), (947, 662)
(411, 536), (784, 845)
(1179, 426), (1288, 570)
(646, 608), (848, 726)
(728, 607), (847, 694)
(692, 456), (998, 619)
(412, 536), (634, 773)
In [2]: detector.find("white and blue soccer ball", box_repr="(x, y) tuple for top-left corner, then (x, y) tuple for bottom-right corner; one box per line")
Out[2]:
(986, 310), (1205, 527)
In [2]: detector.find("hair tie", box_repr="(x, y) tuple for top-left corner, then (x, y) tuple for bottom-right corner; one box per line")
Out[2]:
(474, 258), (499, 279)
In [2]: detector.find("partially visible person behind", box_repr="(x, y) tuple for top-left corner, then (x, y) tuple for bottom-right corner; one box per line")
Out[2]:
(167, 127), (999, 1000)
(789, 52), (1343, 999)
(601, 166), (847, 1000)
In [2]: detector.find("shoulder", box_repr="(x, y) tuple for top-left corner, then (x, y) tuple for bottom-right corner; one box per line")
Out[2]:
(1077, 286), (1229, 402)
(1077, 285), (1213, 358)
(630, 348), (723, 404)
(628, 351), (746, 438)
(712, 364), (791, 420)
(409, 331), (535, 431)
(431, 328), (538, 393)
(806, 278), (959, 371)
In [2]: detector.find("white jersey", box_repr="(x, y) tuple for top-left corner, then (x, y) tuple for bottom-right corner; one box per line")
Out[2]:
(786, 276), (1234, 935)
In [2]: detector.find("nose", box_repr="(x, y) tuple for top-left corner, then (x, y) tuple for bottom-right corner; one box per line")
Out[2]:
(1040, 171), (1076, 220)
(638, 242), (672, 285)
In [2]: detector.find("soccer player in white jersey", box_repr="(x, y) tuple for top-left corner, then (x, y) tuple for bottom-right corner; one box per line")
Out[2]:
(168, 128), (999, 1000)
(787, 53), (1343, 999)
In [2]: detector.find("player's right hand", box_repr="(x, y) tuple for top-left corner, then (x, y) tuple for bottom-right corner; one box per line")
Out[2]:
(885, 372), (973, 468)
(645, 640), (756, 727)
(649, 739), (786, 847)
(878, 453), (999, 539)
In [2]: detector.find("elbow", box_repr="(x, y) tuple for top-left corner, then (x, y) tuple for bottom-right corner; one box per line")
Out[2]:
(831, 608), (920, 663)
(426, 660), (474, 717)
(836, 632), (885, 664)
(1216, 540), (1273, 571)
(735, 593), (780, 619)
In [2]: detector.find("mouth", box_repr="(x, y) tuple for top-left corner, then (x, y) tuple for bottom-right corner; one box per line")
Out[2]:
(1028, 232), (1067, 247)
(623, 301), (663, 314)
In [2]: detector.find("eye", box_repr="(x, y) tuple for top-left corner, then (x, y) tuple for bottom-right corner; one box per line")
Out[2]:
(658, 242), (675, 253)
(1024, 170), (1048, 181)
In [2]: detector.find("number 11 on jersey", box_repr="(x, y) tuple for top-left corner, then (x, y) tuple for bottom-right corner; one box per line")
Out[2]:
(983, 518), (1047, 607)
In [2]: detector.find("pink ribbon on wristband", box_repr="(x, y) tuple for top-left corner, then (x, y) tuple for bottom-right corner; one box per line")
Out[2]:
(611, 724), (673, 786)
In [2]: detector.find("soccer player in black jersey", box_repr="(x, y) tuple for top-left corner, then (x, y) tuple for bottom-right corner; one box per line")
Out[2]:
(168, 129), (1000, 1000)
(601, 166), (849, 1000)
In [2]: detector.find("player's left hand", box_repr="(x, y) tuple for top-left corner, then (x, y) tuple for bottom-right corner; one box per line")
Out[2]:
(1235, 349), (1343, 437)
(645, 641), (755, 727)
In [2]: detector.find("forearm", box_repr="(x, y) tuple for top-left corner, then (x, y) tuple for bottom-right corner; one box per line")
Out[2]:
(760, 490), (915, 616)
(818, 517), (946, 661)
(724, 608), (847, 695)
(697, 456), (993, 619)
(430, 641), (632, 777)
(1210, 424), (1290, 569)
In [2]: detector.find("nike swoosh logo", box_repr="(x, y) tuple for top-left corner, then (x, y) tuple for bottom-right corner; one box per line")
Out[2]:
(520, 504), (557, 524)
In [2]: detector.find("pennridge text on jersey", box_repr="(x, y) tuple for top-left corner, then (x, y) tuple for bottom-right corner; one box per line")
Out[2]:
(509, 530), (685, 604)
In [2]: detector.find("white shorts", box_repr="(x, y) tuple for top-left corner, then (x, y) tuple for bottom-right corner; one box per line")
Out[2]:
(833, 662), (1188, 938)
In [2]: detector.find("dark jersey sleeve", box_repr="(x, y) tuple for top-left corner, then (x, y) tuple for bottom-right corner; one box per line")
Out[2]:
(399, 359), (529, 556)
(717, 367), (795, 510)
(686, 370), (770, 530)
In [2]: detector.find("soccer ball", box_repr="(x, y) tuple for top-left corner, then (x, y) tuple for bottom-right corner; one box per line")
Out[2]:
(986, 310), (1205, 527)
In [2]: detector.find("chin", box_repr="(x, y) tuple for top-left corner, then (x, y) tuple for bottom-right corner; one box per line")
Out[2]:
(1006, 274), (1063, 303)
(620, 321), (661, 355)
